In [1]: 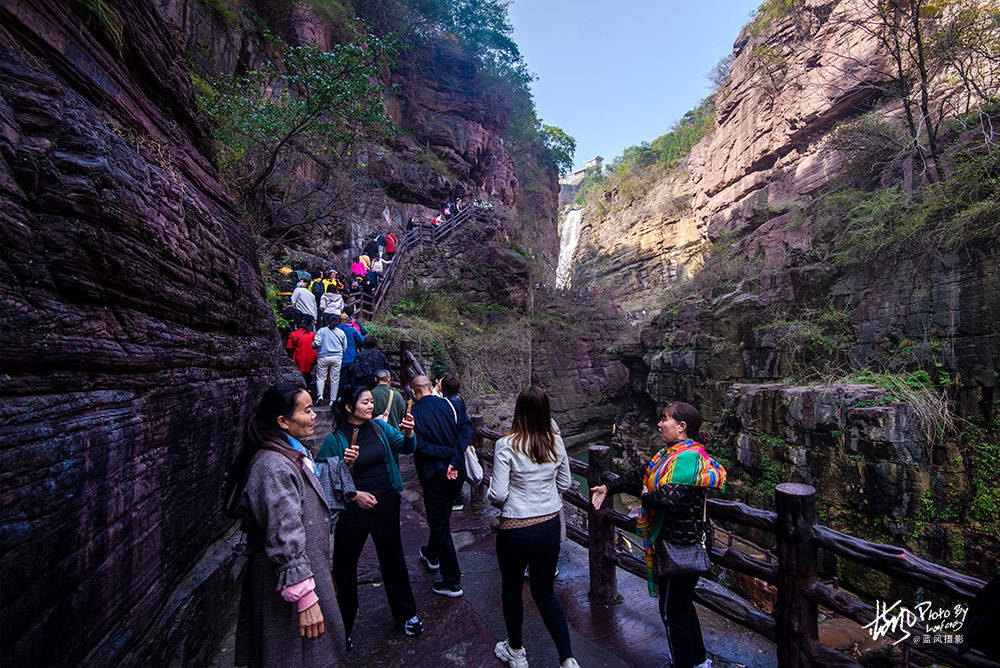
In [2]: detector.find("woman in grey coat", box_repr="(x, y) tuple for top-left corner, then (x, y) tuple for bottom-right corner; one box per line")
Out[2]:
(225, 383), (352, 667)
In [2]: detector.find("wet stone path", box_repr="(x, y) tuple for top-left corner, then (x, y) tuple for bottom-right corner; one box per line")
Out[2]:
(213, 408), (777, 667)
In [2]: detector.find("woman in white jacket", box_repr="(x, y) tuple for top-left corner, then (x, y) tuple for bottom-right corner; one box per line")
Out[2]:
(487, 386), (578, 668)
(319, 289), (344, 318)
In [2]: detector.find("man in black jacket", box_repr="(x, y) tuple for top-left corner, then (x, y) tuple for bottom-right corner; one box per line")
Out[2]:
(409, 375), (471, 598)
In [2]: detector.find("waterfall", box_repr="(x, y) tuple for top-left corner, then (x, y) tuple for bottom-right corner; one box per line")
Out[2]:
(555, 209), (582, 288)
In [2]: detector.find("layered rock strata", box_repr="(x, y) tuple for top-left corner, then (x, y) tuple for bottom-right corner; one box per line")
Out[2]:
(0, 1), (278, 664)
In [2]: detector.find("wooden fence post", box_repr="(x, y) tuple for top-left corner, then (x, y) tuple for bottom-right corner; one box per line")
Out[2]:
(468, 415), (485, 509)
(775, 483), (819, 667)
(587, 445), (621, 604)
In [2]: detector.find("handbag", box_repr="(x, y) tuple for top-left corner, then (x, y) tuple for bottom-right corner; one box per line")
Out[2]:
(445, 397), (484, 484)
(464, 443), (484, 484)
(659, 496), (711, 576)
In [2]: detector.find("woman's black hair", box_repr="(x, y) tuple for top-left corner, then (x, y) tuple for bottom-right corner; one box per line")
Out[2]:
(332, 385), (373, 431)
(662, 402), (704, 442)
(363, 335), (378, 349)
(442, 375), (460, 396)
(223, 382), (307, 517)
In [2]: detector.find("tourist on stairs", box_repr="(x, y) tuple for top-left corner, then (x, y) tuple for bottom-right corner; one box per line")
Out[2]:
(317, 386), (422, 649)
(590, 402), (726, 668)
(335, 313), (364, 397)
(224, 383), (345, 667)
(353, 336), (388, 390)
(312, 317), (347, 406)
(385, 232), (397, 260)
(371, 370), (405, 429)
(409, 375), (470, 597)
(292, 278), (318, 321)
(364, 236), (380, 261)
(487, 386), (577, 668)
(319, 286), (344, 319)
(287, 316), (317, 396)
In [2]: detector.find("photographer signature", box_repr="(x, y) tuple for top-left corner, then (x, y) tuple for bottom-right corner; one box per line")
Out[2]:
(863, 600), (968, 645)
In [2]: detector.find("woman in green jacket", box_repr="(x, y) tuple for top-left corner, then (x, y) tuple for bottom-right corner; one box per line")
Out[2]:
(316, 386), (422, 650)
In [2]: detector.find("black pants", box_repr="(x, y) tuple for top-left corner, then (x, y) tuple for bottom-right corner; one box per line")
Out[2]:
(496, 516), (573, 662)
(657, 574), (707, 668)
(301, 370), (314, 394)
(333, 492), (417, 636)
(420, 469), (464, 585)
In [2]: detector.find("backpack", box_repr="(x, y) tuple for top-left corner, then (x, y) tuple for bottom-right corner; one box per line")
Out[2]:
(310, 280), (325, 300)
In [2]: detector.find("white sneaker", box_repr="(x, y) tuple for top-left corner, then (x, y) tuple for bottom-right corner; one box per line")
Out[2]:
(693, 659), (712, 668)
(494, 639), (528, 667)
(561, 659), (580, 668)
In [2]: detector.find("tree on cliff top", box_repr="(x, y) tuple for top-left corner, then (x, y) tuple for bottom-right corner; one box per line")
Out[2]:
(749, 0), (1000, 184)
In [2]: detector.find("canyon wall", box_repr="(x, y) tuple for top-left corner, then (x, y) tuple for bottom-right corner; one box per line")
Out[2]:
(157, 0), (556, 268)
(558, 0), (999, 575)
(0, 1), (281, 664)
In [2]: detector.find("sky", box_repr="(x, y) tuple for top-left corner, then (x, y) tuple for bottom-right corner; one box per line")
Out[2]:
(509, 0), (763, 172)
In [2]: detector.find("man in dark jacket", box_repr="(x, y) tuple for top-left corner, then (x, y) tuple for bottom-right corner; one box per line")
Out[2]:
(364, 236), (380, 260)
(409, 375), (471, 598)
(442, 375), (472, 510)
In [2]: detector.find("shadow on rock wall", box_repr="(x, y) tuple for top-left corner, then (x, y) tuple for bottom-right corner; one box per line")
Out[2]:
(0, 3), (281, 664)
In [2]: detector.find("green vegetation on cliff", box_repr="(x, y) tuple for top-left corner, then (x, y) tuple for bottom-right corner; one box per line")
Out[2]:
(369, 285), (529, 401)
(575, 96), (715, 211)
(816, 139), (1000, 268)
(192, 0), (573, 249)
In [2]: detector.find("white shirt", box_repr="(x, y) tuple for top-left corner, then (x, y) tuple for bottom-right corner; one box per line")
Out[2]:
(291, 286), (317, 318)
(319, 292), (344, 314)
(487, 434), (571, 518)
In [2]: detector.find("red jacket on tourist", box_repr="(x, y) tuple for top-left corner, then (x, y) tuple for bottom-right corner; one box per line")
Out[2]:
(286, 327), (306, 353)
(385, 234), (396, 253)
(292, 330), (317, 373)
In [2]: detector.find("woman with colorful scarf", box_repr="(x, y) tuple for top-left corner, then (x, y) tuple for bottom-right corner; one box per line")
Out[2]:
(590, 402), (726, 668)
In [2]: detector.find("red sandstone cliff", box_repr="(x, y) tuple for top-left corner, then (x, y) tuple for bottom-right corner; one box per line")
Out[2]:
(560, 0), (999, 582)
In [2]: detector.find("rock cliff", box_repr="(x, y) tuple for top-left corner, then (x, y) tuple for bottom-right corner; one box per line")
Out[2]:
(0, 1), (282, 664)
(158, 0), (545, 267)
(558, 0), (1000, 577)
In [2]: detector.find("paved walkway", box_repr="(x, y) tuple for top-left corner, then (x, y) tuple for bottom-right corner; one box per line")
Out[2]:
(213, 410), (777, 667)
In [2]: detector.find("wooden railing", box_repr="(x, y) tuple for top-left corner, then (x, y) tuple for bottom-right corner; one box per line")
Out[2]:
(462, 429), (996, 668)
(344, 205), (479, 320)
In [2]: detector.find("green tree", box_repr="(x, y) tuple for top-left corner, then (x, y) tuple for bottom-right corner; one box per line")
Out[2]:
(198, 27), (397, 238)
(806, 0), (1000, 183)
(443, 0), (522, 70)
(538, 124), (576, 175)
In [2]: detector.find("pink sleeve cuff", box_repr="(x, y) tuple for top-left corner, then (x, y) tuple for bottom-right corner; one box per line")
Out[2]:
(281, 577), (317, 612)
(295, 590), (319, 612)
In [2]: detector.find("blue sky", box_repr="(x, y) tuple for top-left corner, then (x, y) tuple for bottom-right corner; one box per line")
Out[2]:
(509, 0), (762, 171)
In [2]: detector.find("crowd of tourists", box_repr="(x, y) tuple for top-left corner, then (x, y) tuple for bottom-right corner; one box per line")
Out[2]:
(224, 366), (725, 668)
(406, 197), (467, 232)
(224, 204), (724, 668)
(281, 231), (398, 331)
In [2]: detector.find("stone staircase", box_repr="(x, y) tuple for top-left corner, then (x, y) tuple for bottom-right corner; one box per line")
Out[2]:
(344, 204), (483, 320)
